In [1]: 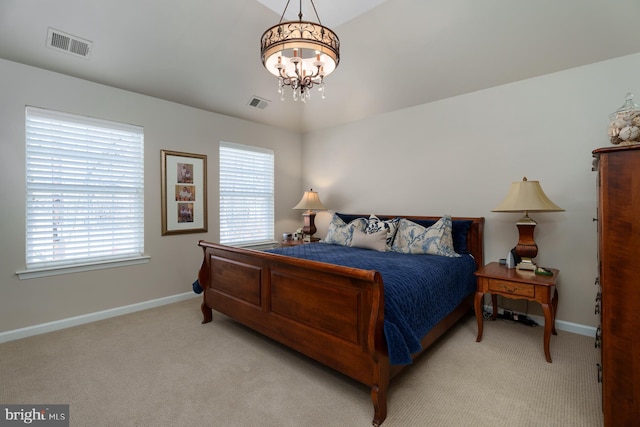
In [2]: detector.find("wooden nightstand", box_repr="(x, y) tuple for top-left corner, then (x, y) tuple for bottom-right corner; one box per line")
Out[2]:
(280, 237), (320, 247)
(474, 262), (559, 363)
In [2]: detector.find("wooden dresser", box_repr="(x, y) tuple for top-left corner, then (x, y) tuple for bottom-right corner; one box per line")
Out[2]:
(592, 145), (640, 425)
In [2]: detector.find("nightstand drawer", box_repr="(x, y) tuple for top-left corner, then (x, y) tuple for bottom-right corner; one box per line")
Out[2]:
(488, 279), (534, 297)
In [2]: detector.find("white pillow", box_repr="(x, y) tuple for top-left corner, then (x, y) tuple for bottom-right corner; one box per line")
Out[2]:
(350, 228), (387, 251)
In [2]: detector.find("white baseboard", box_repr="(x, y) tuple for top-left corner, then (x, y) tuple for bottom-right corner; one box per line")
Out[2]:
(483, 305), (597, 338)
(0, 292), (199, 344)
(1, 295), (596, 344)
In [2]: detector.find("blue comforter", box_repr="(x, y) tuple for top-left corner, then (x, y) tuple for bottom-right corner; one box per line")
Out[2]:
(267, 243), (477, 365)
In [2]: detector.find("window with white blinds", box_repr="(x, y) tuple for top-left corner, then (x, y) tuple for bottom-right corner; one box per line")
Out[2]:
(25, 106), (145, 270)
(219, 142), (274, 246)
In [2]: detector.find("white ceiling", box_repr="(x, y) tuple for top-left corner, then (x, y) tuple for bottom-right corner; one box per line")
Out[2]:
(1, 0), (639, 133)
(256, 0), (387, 28)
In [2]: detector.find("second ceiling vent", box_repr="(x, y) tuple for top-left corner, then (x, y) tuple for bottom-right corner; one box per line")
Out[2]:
(47, 27), (92, 59)
(247, 96), (270, 110)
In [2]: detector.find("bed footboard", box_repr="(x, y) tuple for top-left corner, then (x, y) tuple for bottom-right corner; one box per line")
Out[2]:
(198, 241), (390, 424)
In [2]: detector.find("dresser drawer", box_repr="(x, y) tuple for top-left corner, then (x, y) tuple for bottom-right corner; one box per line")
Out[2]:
(488, 279), (535, 297)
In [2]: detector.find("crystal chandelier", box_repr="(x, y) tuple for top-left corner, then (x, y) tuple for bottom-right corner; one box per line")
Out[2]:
(260, 0), (340, 102)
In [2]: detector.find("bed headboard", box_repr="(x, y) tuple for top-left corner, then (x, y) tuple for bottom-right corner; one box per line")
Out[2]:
(335, 214), (485, 270)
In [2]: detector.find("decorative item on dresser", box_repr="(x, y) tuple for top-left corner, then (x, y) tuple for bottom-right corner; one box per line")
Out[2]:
(607, 92), (640, 146)
(592, 145), (640, 425)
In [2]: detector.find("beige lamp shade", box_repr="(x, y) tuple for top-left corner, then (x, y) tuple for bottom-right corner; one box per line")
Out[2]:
(492, 177), (564, 213)
(293, 189), (326, 211)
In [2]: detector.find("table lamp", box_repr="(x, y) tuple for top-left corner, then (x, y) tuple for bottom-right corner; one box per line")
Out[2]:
(292, 188), (326, 242)
(492, 177), (564, 270)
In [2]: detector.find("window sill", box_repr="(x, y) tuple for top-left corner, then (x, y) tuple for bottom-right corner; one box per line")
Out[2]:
(16, 256), (151, 280)
(234, 241), (280, 251)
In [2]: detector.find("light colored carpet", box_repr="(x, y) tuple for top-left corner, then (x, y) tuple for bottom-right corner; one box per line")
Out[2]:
(0, 299), (603, 426)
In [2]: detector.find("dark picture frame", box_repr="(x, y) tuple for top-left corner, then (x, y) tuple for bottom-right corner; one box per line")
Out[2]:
(161, 150), (207, 235)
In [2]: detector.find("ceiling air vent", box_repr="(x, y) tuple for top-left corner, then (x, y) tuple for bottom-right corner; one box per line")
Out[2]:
(46, 27), (92, 59)
(247, 96), (269, 109)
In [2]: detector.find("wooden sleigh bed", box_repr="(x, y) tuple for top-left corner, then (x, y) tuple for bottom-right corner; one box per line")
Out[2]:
(197, 214), (484, 426)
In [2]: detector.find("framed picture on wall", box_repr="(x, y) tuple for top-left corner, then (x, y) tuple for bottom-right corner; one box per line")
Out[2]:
(161, 149), (208, 235)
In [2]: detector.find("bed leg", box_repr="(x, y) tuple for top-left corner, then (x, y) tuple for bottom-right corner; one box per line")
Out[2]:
(201, 300), (212, 324)
(371, 384), (387, 426)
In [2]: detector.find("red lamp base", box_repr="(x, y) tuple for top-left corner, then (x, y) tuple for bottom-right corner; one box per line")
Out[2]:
(515, 215), (538, 270)
(301, 210), (317, 238)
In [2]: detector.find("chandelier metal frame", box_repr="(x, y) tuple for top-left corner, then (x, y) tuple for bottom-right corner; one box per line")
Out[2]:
(260, 0), (340, 102)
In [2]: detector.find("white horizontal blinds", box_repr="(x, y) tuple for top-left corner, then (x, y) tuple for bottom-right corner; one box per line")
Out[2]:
(219, 142), (274, 245)
(25, 106), (144, 269)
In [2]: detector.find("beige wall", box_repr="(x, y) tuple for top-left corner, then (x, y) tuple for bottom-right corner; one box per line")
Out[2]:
(3, 52), (640, 336)
(0, 58), (303, 333)
(302, 53), (640, 330)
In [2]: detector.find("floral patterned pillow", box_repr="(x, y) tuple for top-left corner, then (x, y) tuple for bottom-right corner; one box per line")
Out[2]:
(322, 214), (367, 246)
(365, 214), (399, 251)
(391, 215), (460, 257)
